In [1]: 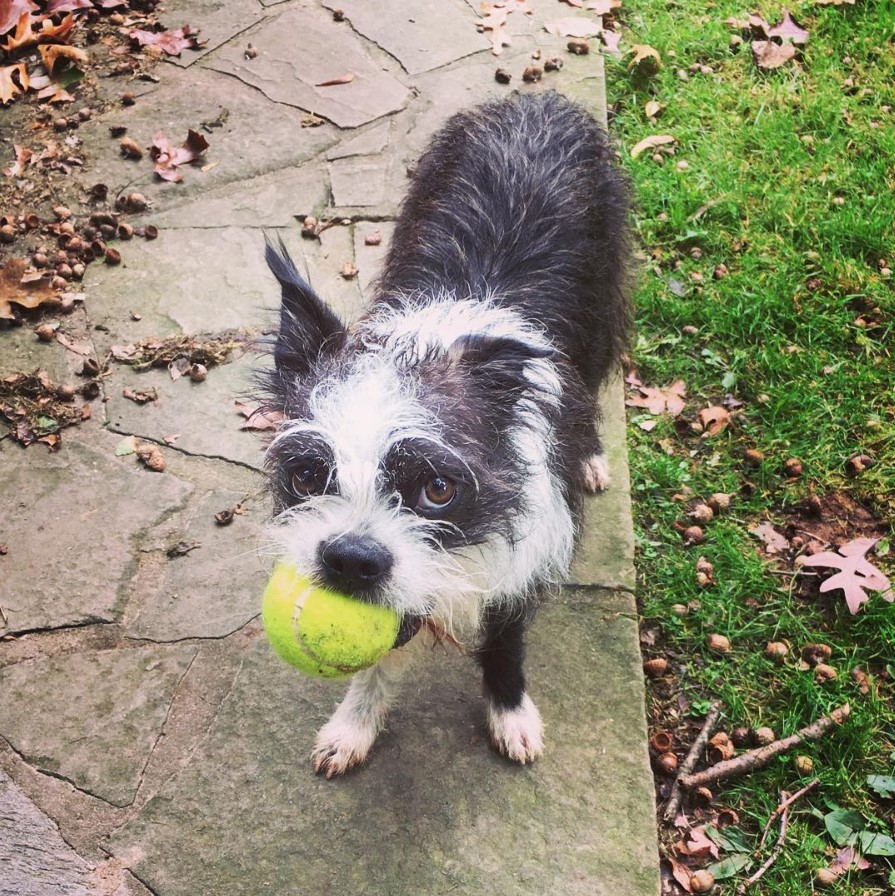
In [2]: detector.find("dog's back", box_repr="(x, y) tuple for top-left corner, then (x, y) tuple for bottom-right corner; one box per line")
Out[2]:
(376, 91), (631, 391)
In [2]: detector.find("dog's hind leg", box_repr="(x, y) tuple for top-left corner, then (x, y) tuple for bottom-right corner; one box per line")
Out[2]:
(477, 606), (544, 764)
(312, 648), (410, 777)
(583, 451), (611, 492)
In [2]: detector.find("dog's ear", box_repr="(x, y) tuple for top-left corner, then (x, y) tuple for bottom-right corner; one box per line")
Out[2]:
(266, 238), (346, 377)
(449, 334), (556, 395)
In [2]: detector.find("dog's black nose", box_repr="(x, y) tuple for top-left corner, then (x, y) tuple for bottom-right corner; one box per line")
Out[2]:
(318, 535), (394, 594)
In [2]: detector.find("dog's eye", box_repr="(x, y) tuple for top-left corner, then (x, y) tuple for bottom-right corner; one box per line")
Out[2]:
(291, 462), (329, 497)
(416, 476), (457, 512)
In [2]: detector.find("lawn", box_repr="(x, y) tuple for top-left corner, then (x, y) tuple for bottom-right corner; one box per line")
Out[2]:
(606, 1), (895, 893)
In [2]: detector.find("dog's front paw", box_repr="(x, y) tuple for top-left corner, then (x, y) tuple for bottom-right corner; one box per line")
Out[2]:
(312, 715), (379, 778)
(583, 452), (610, 492)
(487, 694), (544, 765)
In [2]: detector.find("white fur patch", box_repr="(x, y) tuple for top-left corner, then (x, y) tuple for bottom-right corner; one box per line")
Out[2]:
(583, 452), (610, 492)
(486, 693), (544, 764)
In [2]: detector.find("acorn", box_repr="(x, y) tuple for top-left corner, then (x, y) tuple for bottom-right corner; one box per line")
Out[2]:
(815, 663), (837, 683)
(301, 216), (318, 238)
(655, 752), (678, 774)
(754, 726), (775, 745)
(32, 252), (49, 268)
(683, 525), (705, 545)
(650, 730), (674, 752)
(707, 492), (731, 513)
(104, 247), (122, 265)
(731, 726), (752, 748)
(744, 448), (764, 467)
(137, 443), (165, 472)
(765, 641), (788, 663)
(143, 225), (159, 240)
(794, 755), (814, 774)
(117, 223), (134, 240)
(708, 732), (735, 762)
(119, 137), (143, 159)
(0, 224), (16, 243)
(689, 869), (715, 893)
(783, 457), (803, 477)
(71, 263), (85, 280)
(671, 603), (689, 618)
(567, 38), (590, 54)
(189, 363), (208, 383)
(522, 66), (543, 83)
(53, 205), (72, 220)
(35, 323), (56, 342)
(802, 643), (832, 666)
(643, 658), (668, 679)
(707, 633), (731, 654)
(690, 503), (714, 523)
(56, 383), (77, 401)
(693, 786), (713, 806)
(494, 68), (512, 84)
(544, 56), (563, 72)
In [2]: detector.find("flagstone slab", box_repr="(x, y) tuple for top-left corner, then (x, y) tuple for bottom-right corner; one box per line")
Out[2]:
(84, 226), (277, 355)
(321, 0), (491, 75)
(0, 437), (192, 635)
(104, 354), (265, 471)
(160, 0), (270, 69)
(110, 588), (657, 895)
(0, 771), (92, 896)
(353, 220), (395, 298)
(75, 64), (337, 219)
(0, 645), (197, 807)
(328, 155), (391, 209)
(326, 120), (392, 161)
(204, 5), (411, 128)
(125, 490), (269, 642)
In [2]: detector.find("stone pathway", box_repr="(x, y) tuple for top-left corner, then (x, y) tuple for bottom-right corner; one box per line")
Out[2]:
(0, 1), (658, 893)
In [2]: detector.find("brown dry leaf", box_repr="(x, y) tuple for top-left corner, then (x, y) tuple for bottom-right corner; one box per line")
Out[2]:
(0, 258), (56, 320)
(314, 73), (355, 87)
(235, 400), (283, 432)
(626, 379), (686, 416)
(768, 10), (809, 44)
(478, 5), (511, 55)
(0, 61), (28, 104)
(749, 522), (790, 554)
(129, 26), (202, 56)
(752, 40), (796, 70)
(628, 43), (661, 74)
(3, 142), (31, 175)
(122, 386), (158, 404)
(150, 129), (209, 182)
(697, 405), (731, 436)
(674, 825), (720, 860)
(667, 856), (694, 893)
(1, 0), (37, 35)
(544, 16), (602, 38)
(0, 11), (35, 51)
(829, 847), (870, 875)
(38, 42), (88, 74)
(601, 28), (621, 56)
(630, 133), (675, 158)
(44, 0), (93, 13)
(801, 538), (894, 614)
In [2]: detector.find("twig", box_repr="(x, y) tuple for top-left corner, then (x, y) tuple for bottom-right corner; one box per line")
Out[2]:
(758, 778), (819, 850)
(680, 704), (849, 790)
(740, 792), (791, 891)
(662, 699), (724, 824)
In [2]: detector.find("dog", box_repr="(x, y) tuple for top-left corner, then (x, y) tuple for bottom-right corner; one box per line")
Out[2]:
(260, 91), (630, 777)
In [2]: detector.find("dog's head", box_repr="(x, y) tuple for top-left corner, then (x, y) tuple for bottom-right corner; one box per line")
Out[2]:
(259, 240), (576, 627)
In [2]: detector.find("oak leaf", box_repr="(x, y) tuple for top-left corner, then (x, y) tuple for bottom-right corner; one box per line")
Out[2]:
(630, 133), (675, 158)
(801, 538), (894, 614)
(129, 26), (202, 56)
(0, 258), (56, 320)
(749, 522), (790, 554)
(150, 129), (209, 182)
(0, 61), (29, 103)
(626, 378), (686, 416)
(752, 40), (796, 70)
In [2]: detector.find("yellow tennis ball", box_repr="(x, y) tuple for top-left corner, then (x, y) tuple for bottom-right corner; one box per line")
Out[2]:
(261, 563), (400, 679)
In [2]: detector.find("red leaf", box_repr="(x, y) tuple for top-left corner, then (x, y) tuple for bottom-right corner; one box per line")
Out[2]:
(314, 73), (355, 87)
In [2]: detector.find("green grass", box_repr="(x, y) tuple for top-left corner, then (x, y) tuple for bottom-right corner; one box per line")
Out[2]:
(607, 1), (895, 892)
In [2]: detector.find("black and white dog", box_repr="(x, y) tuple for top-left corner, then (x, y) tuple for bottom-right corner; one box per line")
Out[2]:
(261, 91), (630, 777)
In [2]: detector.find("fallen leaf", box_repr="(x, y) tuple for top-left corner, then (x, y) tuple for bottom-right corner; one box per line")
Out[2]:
(38, 43), (88, 74)
(749, 522), (790, 554)
(150, 129), (209, 182)
(667, 856), (694, 893)
(829, 847), (870, 875)
(114, 434), (139, 456)
(122, 386), (158, 404)
(801, 538), (894, 614)
(235, 400), (283, 431)
(626, 379), (686, 416)
(3, 142), (31, 175)
(44, 0), (93, 12)
(628, 43), (661, 74)
(630, 133), (675, 158)
(129, 26), (202, 56)
(697, 405), (731, 436)
(478, 4), (511, 55)
(544, 16), (602, 38)
(675, 825), (720, 861)
(0, 62), (28, 104)
(752, 40), (796, 70)
(314, 73), (355, 87)
(0, 258), (56, 320)
(768, 10), (809, 45)
(1, 0), (37, 35)
(600, 28), (621, 56)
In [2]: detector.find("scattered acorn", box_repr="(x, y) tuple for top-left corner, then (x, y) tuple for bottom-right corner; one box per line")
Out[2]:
(744, 448), (764, 467)
(494, 68), (512, 84)
(689, 503), (714, 524)
(137, 443), (165, 472)
(364, 230), (382, 247)
(708, 731), (735, 762)
(56, 383), (77, 402)
(650, 730), (674, 752)
(567, 38), (590, 55)
(783, 457), (803, 477)
(301, 216), (318, 238)
(643, 657), (669, 679)
(0, 224), (16, 243)
(522, 65), (543, 83)
(802, 643), (832, 666)
(707, 492), (731, 513)
(35, 323), (56, 342)
(815, 663), (838, 683)
(544, 56), (563, 72)
(731, 726), (752, 748)
(689, 869), (715, 893)
(104, 247), (122, 265)
(794, 755), (814, 774)
(671, 603), (689, 618)
(693, 786), (713, 806)
(754, 726), (775, 745)
(706, 633), (731, 654)
(765, 641), (788, 663)
(815, 868), (839, 887)
(119, 137), (143, 159)
(189, 363), (208, 383)
(655, 752), (678, 774)
(683, 525), (705, 546)
(845, 453), (873, 476)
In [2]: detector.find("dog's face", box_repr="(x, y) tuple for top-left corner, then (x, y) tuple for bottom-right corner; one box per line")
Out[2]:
(261, 243), (576, 627)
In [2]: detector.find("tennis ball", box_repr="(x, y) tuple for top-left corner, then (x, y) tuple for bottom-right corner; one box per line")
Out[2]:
(261, 563), (400, 679)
